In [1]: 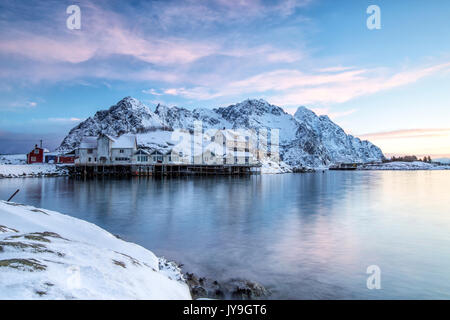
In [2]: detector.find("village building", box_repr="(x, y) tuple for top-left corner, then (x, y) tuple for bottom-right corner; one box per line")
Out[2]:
(27, 145), (47, 164)
(76, 134), (137, 165)
(75, 130), (262, 166)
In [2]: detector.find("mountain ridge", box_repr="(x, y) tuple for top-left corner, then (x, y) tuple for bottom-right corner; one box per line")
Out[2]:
(58, 97), (384, 168)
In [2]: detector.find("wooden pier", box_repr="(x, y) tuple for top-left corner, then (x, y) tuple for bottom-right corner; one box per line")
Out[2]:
(69, 163), (261, 177)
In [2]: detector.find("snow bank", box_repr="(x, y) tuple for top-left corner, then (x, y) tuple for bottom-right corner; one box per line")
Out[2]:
(260, 160), (292, 174)
(0, 201), (191, 299)
(0, 154), (26, 165)
(359, 161), (450, 171)
(0, 164), (68, 178)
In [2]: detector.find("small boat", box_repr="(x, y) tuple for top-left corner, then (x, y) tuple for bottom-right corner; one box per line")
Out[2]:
(329, 163), (358, 170)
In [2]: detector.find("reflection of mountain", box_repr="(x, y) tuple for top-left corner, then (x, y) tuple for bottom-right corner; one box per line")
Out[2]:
(59, 97), (384, 168)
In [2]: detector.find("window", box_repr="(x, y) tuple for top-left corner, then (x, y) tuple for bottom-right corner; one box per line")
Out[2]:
(87, 149), (93, 154)
(245, 148), (249, 153)
(211, 136), (215, 142)
(31, 156), (36, 162)
(119, 149), (124, 153)
(138, 155), (148, 162)
(245, 157), (249, 164)
(153, 156), (157, 161)
(34, 149), (39, 155)
(88, 157), (91, 162)
(94, 158), (97, 162)
(234, 157), (237, 164)
(234, 147), (237, 152)
(115, 157), (130, 161)
(168, 155), (172, 162)
(224, 158), (227, 164)
(179, 152), (183, 157)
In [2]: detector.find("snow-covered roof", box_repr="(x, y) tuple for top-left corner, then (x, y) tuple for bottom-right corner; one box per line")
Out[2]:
(149, 150), (165, 155)
(111, 134), (136, 149)
(79, 137), (98, 149)
(135, 149), (150, 155)
(224, 151), (255, 158)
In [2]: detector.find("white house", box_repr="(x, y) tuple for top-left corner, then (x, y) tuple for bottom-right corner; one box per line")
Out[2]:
(76, 134), (137, 165)
(75, 131), (259, 166)
(76, 137), (98, 164)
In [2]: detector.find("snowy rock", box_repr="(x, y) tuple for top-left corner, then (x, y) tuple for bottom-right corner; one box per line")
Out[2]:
(0, 201), (191, 299)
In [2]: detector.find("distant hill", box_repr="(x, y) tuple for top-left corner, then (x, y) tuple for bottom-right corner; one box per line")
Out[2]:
(433, 158), (450, 164)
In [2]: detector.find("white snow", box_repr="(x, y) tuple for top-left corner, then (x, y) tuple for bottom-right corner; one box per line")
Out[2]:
(260, 160), (292, 174)
(359, 161), (450, 170)
(0, 201), (191, 300)
(0, 154), (27, 165)
(0, 164), (69, 178)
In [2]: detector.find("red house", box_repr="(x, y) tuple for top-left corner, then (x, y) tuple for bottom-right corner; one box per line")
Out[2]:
(57, 155), (75, 164)
(27, 145), (44, 164)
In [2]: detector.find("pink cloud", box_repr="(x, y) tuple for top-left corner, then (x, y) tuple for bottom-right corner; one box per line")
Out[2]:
(357, 128), (450, 140)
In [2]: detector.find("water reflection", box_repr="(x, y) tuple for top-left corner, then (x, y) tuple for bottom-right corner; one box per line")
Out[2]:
(1, 171), (449, 299)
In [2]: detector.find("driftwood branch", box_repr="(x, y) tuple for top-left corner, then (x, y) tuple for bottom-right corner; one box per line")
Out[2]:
(7, 189), (20, 202)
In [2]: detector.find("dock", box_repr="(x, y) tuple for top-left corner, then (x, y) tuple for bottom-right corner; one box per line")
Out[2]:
(70, 163), (261, 177)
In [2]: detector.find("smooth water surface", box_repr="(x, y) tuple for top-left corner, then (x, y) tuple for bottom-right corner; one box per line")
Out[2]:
(1, 171), (449, 299)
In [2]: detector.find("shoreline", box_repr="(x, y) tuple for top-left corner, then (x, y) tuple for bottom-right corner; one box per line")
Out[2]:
(0, 200), (269, 300)
(0, 200), (191, 300)
(1, 160), (449, 179)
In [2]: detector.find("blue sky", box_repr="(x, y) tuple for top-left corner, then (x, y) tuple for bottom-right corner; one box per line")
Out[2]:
(0, 0), (449, 156)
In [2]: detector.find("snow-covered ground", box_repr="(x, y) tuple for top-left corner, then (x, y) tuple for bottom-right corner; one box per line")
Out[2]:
(260, 159), (292, 174)
(359, 161), (450, 170)
(0, 201), (191, 299)
(0, 154), (27, 165)
(0, 164), (69, 178)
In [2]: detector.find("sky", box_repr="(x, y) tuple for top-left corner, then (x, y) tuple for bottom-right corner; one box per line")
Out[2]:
(0, 0), (449, 157)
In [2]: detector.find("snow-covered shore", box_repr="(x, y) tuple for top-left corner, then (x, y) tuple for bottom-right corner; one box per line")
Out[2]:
(359, 161), (450, 171)
(0, 201), (191, 299)
(0, 164), (69, 178)
(0, 154), (70, 178)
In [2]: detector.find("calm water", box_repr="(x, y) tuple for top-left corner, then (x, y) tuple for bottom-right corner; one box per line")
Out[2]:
(1, 171), (450, 299)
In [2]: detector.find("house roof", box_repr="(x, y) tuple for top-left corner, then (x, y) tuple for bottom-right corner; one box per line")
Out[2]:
(111, 134), (136, 149)
(135, 149), (150, 155)
(79, 137), (98, 149)
(149, 149), (165, 155)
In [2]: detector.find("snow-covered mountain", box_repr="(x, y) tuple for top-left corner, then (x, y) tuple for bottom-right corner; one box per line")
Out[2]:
(58, 97), (384, 168)
(59, 97), (164, 151)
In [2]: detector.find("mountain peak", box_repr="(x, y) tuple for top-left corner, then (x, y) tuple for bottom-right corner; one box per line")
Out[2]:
(112, 96), (150, 112)
(294, 106), (317, 119)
